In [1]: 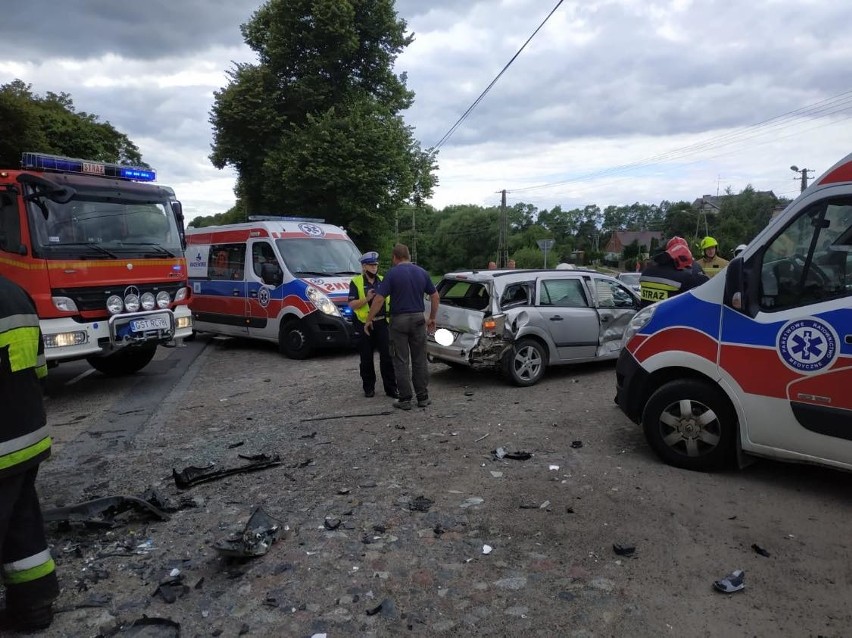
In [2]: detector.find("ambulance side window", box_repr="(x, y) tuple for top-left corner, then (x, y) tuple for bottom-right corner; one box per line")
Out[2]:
(759, 200), (852, 311)
(0, 192), (21, 253)
(209, 243), (246, 281)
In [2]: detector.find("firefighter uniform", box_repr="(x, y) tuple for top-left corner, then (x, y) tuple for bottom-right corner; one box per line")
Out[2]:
(639, 237), (709, 308)
(348, 253), (397, 398)
(0, 275), (59, 631)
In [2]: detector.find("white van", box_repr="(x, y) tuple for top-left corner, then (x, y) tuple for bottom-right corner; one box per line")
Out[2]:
(185, 219), (361, 358)
(616, 154), (852, 471)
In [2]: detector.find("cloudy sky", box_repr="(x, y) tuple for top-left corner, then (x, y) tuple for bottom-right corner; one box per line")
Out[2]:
(1, 0), (850, 223)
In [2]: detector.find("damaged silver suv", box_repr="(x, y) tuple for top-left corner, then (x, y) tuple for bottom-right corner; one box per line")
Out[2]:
(427, 269), (640, 386)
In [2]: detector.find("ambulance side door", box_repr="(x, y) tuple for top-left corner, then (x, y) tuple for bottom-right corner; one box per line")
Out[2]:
(246, 239), (281, 340)
(742, 198), (852, 462)
(194, 242), (248, 336)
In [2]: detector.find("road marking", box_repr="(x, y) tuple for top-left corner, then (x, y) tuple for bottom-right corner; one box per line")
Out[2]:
(66, 368), (96, 386)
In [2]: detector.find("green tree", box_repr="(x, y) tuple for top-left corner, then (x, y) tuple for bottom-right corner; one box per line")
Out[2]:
(210, 0), (436, 249)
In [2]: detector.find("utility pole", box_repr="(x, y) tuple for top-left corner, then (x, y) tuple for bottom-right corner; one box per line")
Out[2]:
(411, 206), (417, 264)
(790, 165), (814, 193)
(498, 190), (508, 268)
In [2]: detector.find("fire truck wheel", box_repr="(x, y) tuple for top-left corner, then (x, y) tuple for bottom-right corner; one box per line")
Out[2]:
(87, 344), (158, 376)
(279, 320), (314, 360)
(642, 379), (736, 472)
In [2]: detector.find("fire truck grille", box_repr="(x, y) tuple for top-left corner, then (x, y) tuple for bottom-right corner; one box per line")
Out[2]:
(52, 283), (186, 312)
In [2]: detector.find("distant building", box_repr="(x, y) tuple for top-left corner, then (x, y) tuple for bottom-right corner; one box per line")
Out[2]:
(603, 230), (663, 262)
(692, 191), (777, 215)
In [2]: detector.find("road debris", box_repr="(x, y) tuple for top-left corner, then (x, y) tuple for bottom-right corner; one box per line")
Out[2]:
(154, 573), (190, 604)
(752, 543), (771, 557)
(482, 544), (493, 554)
(173, 454), (282, 489)
(713, 569), (745, 593)
(493, 447), (532, 460)
(613, 543), (636, 557)
(570, 440), (583, 449)
(300, 410), (392, 422)
(213, 507), (284, 559)
(43, 495), (170, 527)
(475, 433), (490, 442)
(102, 616), (181, 636)
(408, 496), (434, 512)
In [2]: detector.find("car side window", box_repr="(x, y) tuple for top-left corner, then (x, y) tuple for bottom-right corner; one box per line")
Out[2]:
(500, 282), (531, 308)
(252, 242), (278, 277)
(209, 243), (246, 281)
(540, 279), (588, 308)
(594, 278), (635, 309)
(759, 200), (852, 311)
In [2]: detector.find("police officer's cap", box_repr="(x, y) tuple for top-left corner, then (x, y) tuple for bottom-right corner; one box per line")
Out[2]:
(360, 251), (379, 265)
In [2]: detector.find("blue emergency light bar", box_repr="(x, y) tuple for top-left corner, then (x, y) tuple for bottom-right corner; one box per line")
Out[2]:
(21, 152), (157, 182)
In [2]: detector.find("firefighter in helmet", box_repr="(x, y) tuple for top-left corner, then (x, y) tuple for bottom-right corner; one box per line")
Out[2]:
(698, 236), (729, 278)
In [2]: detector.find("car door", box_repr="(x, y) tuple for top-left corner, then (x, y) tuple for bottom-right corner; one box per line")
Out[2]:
(725, 198), (852, 462)
(247, 239), (281, 340)
(534, 277), (599, 361)
(591, 276), (640, 357)
(192, 243), (248, 336)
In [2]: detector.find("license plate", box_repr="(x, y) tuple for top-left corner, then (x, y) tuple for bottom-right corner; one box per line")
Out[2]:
(130, 316), (169, 332)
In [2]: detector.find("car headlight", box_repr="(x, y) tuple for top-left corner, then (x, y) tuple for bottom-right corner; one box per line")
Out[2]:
(156, 291), (171, 308)
(621, 304), (657, 348)
(306, 286), (340, 316)
(141, 292), (156, 310)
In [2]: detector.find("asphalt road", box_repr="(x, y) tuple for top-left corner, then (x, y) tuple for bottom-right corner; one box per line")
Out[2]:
(25, 336), (852, 637)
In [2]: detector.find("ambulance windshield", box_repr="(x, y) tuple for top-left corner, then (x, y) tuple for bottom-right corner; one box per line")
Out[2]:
(275, 238), (361, 277)
(27, 189), (182, 259)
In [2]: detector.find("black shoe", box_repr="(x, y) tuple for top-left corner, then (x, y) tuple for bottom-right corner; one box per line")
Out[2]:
(417, 396), (431, 408)
(8, 604), (54, 632)
(364, 389), (375, 398)
(385, 389), (399, 398)
(393, 399), (413, 411)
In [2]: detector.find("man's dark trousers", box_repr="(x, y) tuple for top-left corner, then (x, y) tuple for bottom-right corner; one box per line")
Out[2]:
(389, 312), (429, 402)
(356, 318), (396, 396)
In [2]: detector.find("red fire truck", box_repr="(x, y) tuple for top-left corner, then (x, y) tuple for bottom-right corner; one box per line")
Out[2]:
(0, 152), (193, 375)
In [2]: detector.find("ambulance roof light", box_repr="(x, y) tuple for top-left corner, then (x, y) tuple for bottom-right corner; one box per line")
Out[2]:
(248, 215), (326, 223)
(20, 152), (157, 182)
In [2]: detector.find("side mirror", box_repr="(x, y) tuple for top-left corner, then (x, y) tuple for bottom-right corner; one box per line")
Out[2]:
(171, 201), (186, 250)
(261, 262), (283, 286)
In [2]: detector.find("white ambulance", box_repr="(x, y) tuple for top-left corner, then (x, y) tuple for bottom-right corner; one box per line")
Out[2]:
(616, 154), (852, 472)
(185, 218), (361, 358)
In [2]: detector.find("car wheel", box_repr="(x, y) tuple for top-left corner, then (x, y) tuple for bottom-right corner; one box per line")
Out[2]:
(279, 320), (314, 360)
(502, 338), (546, 386)
(87, 344), (158, 376)
(642, 379), (736, 471)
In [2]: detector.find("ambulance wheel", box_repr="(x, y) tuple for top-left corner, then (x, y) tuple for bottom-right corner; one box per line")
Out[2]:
(87, 344), (158, 376)
(280, 320), (314, 359)
(642, 379), (735, 471)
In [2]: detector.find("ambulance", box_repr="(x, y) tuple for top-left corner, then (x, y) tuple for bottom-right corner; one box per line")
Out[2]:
(0, 152), (193, 375)
(616, 153), (852, 472)
(185, 218), (360, 358)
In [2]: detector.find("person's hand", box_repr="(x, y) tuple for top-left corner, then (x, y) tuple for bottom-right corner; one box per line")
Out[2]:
(367, 290), (376, 301)
(364, 320), (373, 335)
(427, 318), (436, 333)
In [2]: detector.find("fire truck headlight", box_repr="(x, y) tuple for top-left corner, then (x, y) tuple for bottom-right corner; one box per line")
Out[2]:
(44, 331), (87, 348)
(52, 296), (78, 312)
(174, 287), (188, 302)
(141, 292), (156, 311)
(306, 286), (340, 316)
(156, 291), (171, 308)
(125, 293), (140, 313)
(107, 295), (124, 315)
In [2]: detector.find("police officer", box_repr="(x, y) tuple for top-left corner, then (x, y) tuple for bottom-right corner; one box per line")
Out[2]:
(698, 236), (729, 278)
(0, 275), (59, 632)
(348, 252), (397, 398)
(639, 236), (709, 307)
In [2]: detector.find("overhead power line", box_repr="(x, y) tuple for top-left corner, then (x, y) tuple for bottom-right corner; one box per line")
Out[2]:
(507, 88), (852, 195)
(432, 0), (565, 151)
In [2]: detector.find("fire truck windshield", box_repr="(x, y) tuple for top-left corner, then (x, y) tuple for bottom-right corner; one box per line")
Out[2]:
(27, 190), (182, 259)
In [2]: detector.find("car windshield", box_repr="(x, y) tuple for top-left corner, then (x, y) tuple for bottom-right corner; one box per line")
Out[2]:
(275, 238), (361, 277)
(28, 190), (182, 258)
(619, 273), (641, 285)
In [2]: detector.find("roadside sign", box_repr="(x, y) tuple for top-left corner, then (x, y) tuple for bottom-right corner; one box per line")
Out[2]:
(536, 239), (555, 268)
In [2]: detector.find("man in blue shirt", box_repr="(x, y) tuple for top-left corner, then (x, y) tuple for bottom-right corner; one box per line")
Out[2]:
(365, 244), (439, 410)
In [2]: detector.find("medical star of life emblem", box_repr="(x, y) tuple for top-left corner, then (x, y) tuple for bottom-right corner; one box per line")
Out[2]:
(298, 222), (324, 237)
(258, 286), (271, 308)
(777, 317), (838, 373)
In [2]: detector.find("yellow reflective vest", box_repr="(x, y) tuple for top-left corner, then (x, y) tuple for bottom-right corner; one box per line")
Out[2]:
(351, 274), (390, 322)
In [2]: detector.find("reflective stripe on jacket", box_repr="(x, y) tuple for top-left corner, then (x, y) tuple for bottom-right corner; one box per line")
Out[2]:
(0, 276), (50, 478)
(352, 274), (390, 322)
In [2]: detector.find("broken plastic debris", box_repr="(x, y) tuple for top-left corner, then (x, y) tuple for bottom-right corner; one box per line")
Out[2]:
(173, 455), (282, 489)
(460, 496), (484, 509)
(613, 543), (636, 557)
(482, 544), (493, 555)
(752, 544), (771, 557)
(101, 617), (180, 637)
(324, 517), (341, 531)
(154, 574), (189, 604)
(493, 448), (531, 460)
(213, 507), (283, 558)
(713, 569), (745, 593)
(570, 440), (583, 449)
(549, 465), (560, 471)
(43, 495), (170, 528)
(408, 496), (434, 512)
